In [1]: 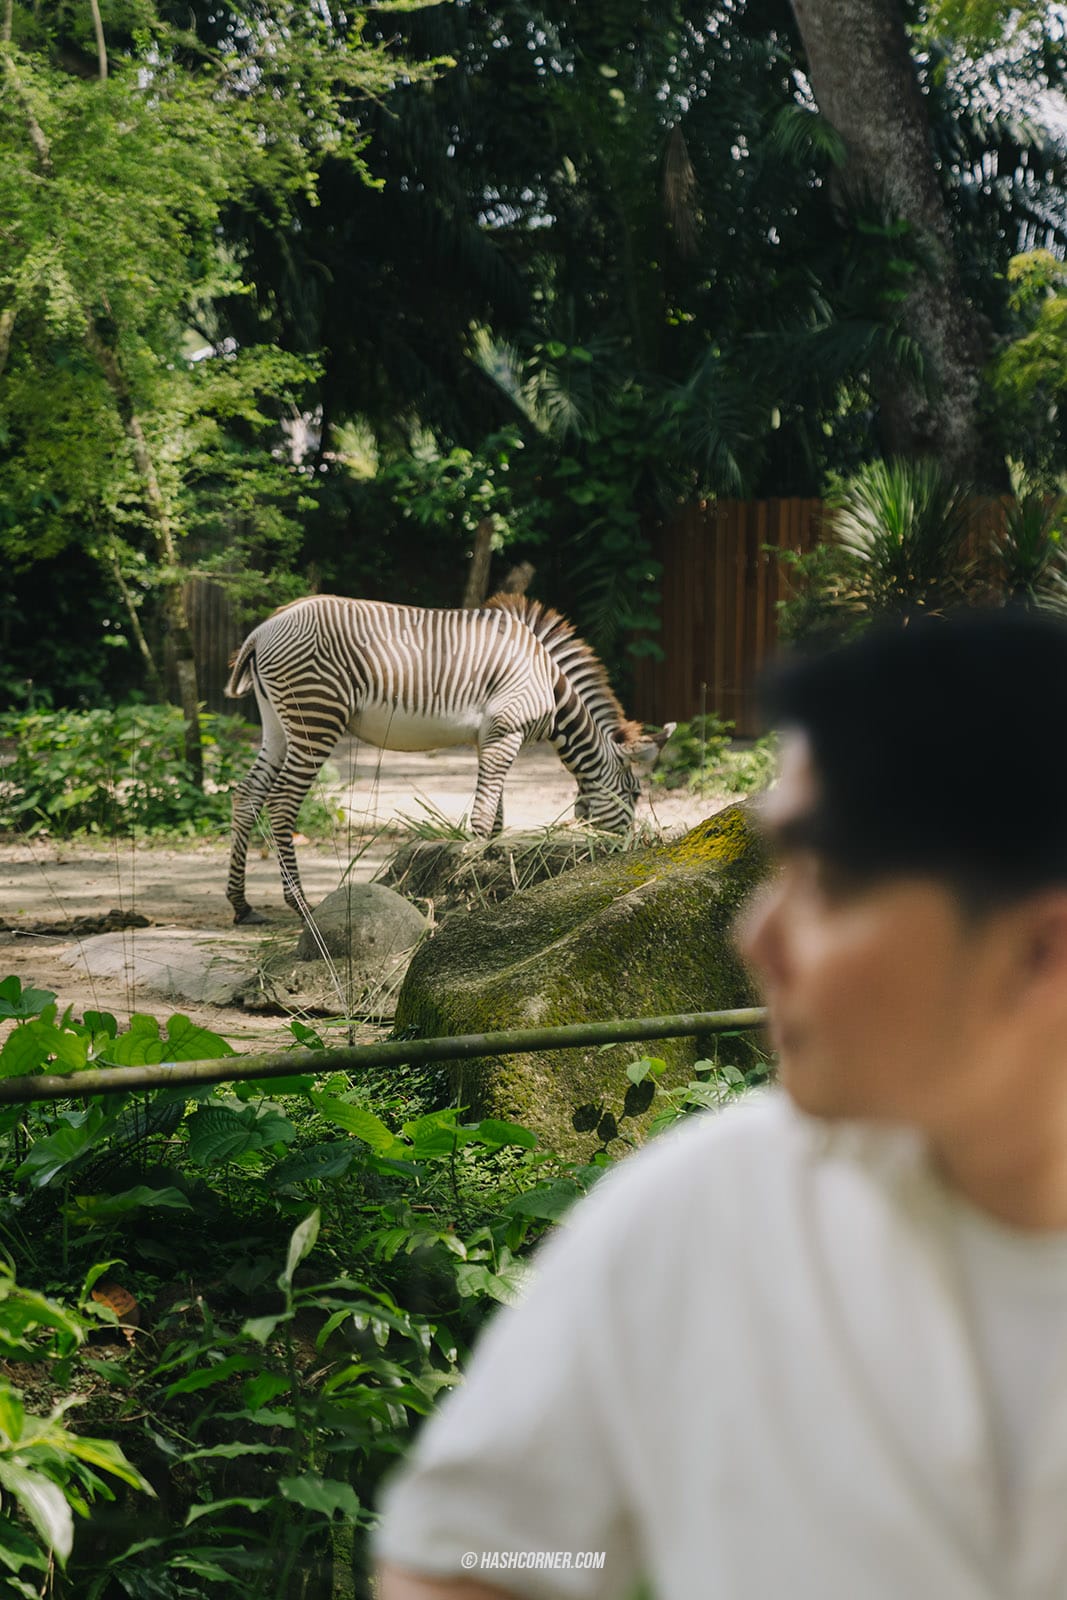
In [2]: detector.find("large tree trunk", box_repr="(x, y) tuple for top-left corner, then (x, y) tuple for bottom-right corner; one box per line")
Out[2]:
(789, 0), (989, 479)
(462, 517), (495, 608)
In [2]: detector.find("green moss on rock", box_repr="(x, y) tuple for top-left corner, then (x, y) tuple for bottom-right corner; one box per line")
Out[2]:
(393, 804), (770, 1156)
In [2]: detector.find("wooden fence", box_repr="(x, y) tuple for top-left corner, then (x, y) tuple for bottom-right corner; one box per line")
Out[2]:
(631, 499), (825, 738)
(164, 578), (246, 716)
(630, 496), (1012, 739)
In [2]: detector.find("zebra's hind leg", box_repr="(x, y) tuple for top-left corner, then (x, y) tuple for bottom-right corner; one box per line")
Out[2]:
(262, 734), (340, 920)
(228, 729), (286, 926)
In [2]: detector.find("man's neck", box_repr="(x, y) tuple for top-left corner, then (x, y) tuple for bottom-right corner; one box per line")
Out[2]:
(932, 1122), (1067, 1231)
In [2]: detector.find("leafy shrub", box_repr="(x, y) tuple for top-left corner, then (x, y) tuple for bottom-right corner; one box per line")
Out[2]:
(0, 978), (614, 1595)
(0, 706), (339, 839)
(651, 714), (777, 796)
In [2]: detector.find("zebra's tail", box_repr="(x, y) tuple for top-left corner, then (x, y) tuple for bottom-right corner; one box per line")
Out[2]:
(224, 631), (258, 699)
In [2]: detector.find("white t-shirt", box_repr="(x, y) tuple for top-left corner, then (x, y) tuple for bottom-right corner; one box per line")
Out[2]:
(374, 1093), (1067, 1600)
(944, 1194), (1067, 1513)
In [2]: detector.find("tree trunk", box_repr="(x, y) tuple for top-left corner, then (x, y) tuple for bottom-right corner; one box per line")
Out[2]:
(500, 560), (535, 596)
(107, 545), (167, 701)
(86, 327), (203, 786)
(88, 0), (107, 80)
(788, 0), (989, 480)
(462, 517), (495, 608)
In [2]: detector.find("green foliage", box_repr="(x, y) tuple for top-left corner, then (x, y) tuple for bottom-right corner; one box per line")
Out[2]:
(651, 716), (778, 797)
(990, 252), (1067, 481)
(569, 1032), (774, 1153)
(994, 493), (1067, 613)
(0, 978), (650, 1593)
(0, 1263), (153, 1585)
(776, 458), (984, 646)
(0, 972), (771, 1593)
(0, 706), (338, 838)
(0, 705), (244, 836)
(829, 458), (975, 616)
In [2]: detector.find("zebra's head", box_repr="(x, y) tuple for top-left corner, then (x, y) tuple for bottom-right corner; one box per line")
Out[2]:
(574, 721), (677, 831)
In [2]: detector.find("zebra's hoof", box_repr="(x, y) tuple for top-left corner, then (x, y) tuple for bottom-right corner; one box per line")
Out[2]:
(233, 906), (267, 926)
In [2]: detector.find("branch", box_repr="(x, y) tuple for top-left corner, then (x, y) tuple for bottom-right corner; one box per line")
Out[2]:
(1, 48), (53, 174)
(0, 308), (15, 380)
(88, 0), (108, 80)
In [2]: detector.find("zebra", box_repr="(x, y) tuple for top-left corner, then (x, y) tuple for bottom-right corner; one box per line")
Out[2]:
(223, 592), (675, 924)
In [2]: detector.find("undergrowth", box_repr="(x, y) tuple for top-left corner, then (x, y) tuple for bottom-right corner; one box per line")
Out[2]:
(0, 976), (769, 1596)
(651, 714), (778, 796)
(0, 707), (340, 841)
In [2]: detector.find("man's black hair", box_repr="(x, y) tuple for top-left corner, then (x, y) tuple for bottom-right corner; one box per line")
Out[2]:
(760, 607), (1067, 906)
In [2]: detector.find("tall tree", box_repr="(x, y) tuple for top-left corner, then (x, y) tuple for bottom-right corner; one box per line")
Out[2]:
(787, 0), (991, 476)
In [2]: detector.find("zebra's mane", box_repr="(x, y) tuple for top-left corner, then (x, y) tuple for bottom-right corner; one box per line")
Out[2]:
(484, 593), (630, 733)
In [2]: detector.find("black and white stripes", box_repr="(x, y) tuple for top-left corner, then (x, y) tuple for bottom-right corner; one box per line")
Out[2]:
(223, 594), (672, 923)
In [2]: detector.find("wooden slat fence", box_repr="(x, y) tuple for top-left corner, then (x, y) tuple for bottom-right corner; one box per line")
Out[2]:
(632, 499), (825, 738)
(632, 497), (1012, 739)
(163, 578), (246, 717)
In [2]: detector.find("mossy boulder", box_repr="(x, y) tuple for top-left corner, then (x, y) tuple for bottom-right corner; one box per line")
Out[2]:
(393, 804), (769, 1156)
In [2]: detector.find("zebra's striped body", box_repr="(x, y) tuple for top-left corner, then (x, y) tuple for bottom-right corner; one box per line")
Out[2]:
(224, 593), (673, 923)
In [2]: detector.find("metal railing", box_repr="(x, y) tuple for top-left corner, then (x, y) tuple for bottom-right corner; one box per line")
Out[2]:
(0, 1007), (768, 1104)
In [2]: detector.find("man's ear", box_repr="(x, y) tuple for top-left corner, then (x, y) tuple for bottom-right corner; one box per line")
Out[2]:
(1018, 892), (1067, 984)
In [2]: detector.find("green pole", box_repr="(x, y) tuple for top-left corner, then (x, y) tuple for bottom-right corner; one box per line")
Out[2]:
(0, 1008), (768, 1104)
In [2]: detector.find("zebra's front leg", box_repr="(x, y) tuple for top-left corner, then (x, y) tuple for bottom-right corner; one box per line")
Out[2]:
(228, 748), (284, 925)
(471, 729), (524, 837)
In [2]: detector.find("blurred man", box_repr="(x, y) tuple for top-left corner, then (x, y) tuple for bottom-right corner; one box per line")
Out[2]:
(376, 609), (1067, 1600)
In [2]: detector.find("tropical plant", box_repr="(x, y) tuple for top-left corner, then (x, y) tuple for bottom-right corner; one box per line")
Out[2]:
(827, 457), (977, 618)
(993, 492), (1067, 612)
(650, 716), (778, 796)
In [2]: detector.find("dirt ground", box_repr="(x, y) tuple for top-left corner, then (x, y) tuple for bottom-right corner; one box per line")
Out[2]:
(0, 740), (730, 1052)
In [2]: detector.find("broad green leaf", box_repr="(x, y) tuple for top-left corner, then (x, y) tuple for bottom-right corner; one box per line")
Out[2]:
(267, 1143), (352, 1188)
(453, 1260), (529, 1306)
(102, 1015), (167, 1067)
(310, 1094), (405, 1154)
(185, 1496), (272, 1526)
(626, 1056), (667, 1085)
(0, 1461), (72, 1564)
(470, 1118), (538, 1150)
(278, 1473), (360, 1519)
(181, 1441), (285, 1464)
(242, 1373), (289, 1410)
(0, 1386), (25, 1444)
(57, 1435), (154, 1492)
(163, 1354), (260, 1399)
(0, 1021), (63, 1079)
(242, 1313), (292, 1345)
(504, 1180), (583, 1221)
(69, 1186), (193, 1224)
(0, 979), (56, 1021)
(163, 1016), (235, 1062)
(185, 1104), (295, 1166)
(15, 1111), (108, 1187)
(280, 1208), (320, 1290)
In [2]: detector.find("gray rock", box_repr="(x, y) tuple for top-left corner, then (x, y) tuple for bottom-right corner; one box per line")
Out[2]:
(253, 883), (428, 1020)
(60, 929), (256, 1008)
